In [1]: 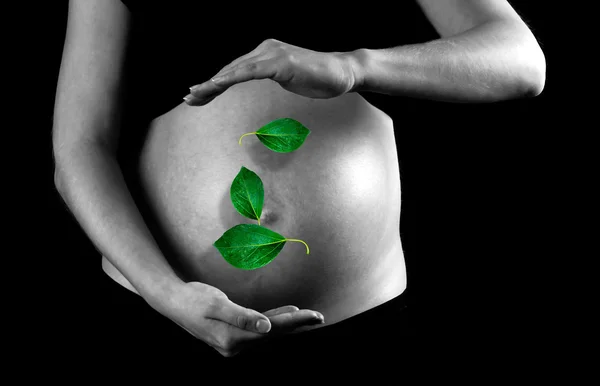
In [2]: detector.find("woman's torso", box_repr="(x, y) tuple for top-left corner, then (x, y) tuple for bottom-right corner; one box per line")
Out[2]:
(106, 1), (435, 327)
(106, 79), (405, 327)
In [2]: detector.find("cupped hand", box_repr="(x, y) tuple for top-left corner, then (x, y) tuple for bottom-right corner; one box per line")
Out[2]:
(161, 281), (324, 357)
(184, 38), (361, 106)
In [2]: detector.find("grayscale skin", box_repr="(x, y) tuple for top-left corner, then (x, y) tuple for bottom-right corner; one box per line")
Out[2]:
(53, 0), (545, 357)
(105, 78), (406, 331)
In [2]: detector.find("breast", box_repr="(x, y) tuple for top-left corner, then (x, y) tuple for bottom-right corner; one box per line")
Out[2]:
(136, 80), (404, 315)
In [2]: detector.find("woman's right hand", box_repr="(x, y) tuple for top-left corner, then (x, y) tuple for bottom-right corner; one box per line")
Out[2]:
(159, 281), (325, 357)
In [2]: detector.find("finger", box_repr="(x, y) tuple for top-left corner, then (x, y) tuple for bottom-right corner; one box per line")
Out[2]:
(269, 309), (325, 333)
(209, 59), (277, 90)
(213, 37), (279, 75)
(262, 305), (299, 317)
(213, 53), (262, 79)
(209, 298), (272, 334)
(186, 68), (241, 104)
(186, 59), (276, 106)
(188, 47), (263, 99)
(204, 318), (265, 357)
(183, 92), (218, 106)
(212, 37), (272, 76)
(208, 309), (323, 357)
(187, 56), (262, 103)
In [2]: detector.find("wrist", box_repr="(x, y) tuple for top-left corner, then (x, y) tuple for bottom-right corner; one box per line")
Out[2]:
(138, 272), (186, 313)
(343, 48), (371, 93)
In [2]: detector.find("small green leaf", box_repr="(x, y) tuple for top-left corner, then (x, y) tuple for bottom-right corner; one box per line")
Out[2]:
(238, 118), (311, 153)
(213, 224), (310, 270)
(230, 166), (264, 225)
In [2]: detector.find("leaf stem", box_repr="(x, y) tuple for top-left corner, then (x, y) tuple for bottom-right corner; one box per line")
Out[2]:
(239, 132), (257, 145)
(285, 238), (310, 254)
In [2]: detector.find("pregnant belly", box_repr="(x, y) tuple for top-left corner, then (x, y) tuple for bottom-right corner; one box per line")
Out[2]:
(109, 79), (406, 325)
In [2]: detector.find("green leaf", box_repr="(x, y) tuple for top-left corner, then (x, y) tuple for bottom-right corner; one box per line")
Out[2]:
(238, 118), (311, 153)
(213, 224), (310, 270)
(230, 166), (264, 225)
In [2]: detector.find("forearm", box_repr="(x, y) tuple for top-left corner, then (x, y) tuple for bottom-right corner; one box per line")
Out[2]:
(54, 142), (183, 311)
(349, 19), (545, 103)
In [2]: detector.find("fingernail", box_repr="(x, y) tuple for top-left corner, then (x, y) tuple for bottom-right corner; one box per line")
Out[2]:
(211, 75), (225, 84)
(256, 319), (270, 333)
(183, 94), (193, 103)
(189, 85), (199, 93)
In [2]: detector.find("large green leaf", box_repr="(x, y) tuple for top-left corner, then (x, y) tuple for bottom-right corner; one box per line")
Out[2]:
(238, 118), (311, 153)
(213, 224), (309, 270)
(230, 166), (264, 225)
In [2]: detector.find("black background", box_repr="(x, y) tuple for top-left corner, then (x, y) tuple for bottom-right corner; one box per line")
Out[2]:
(29, 0), (554, 371)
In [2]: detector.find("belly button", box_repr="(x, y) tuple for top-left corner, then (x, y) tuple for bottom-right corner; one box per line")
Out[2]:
(260, 208), (278, 224)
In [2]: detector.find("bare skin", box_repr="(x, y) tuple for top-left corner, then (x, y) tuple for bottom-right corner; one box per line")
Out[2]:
(53, 0), (544, 357)
(104, 78), (405, 331)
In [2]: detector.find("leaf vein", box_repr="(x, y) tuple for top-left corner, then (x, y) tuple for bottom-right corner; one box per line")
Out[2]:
(242, 171), (260, 221)
(216, 240), (284, 249)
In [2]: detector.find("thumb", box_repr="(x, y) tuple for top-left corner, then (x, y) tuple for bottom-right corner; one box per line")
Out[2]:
(213, 298), (272, 334)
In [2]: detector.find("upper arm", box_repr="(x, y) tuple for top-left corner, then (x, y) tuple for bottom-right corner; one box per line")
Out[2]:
(52, 0), (131, 158)
(415, 0), (525, 38)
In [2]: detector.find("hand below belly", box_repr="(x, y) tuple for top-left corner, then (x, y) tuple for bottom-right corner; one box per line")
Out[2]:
(132, 80), (406, 323)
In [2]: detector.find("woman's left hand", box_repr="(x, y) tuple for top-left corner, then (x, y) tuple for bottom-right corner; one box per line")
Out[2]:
(184, 39), (361, 106)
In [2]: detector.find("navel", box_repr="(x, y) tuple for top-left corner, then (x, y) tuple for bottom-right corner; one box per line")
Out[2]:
(259, 208), (279, 225)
